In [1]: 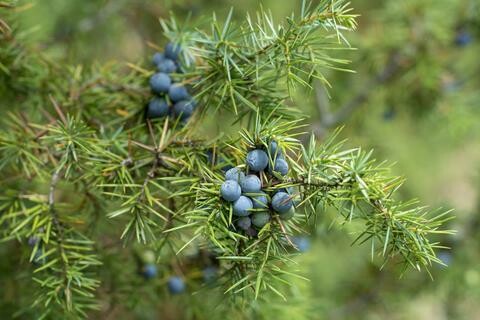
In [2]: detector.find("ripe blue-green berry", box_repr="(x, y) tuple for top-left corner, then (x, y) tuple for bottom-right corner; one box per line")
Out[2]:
(438, 251), (452, 267)
(168, 84), (190, 102)
(279, 207), (295, 220)
(237, 216), (252, 230)
(220, 180), (241, 202)
(292, 236), (310, 252)
(165, 42), (181, 60)
(142, 264), (157, 279)
(240, 174), (261, 193)
(251, 191), (268, 209)
(225, 167), (245, 183)
(147, 97), (169, 118)
(246, 149), (269, 172)
(202, 266), (218, 283)
(157, 58), (177, 73)
(152, 52), (164, 65)
(233, 196), (253, 216)
(272, 191), (293, 213)
(269, 140), (282, 158)
(167, 276), (185, 294)
(173, 100), (194, 120)
(150, 72), (171, 94)
(455, 30), (472, 47)
(251, 212), (270, 228)
(272, 158), (289, 176)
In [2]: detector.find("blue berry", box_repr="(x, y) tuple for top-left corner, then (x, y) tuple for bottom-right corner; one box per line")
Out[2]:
(240, 175), (261, 193)
(292, 236), (310, 252)
(233, 196), (253, 216)
(165, 42), (182, 60)
(251, 191), (268, 209)
(438, 251), (452, 267)
(167, 276), (185, 294)
(152, 52), (164, 65)
(147, 97), (169, 118)
(150, 72), (171, 94)
(455, 31), (472, 47)
(246, 149), (269, 172)
(272, 192), (293, 213)
(237, 216), (252, 230)
(225, 167), (245, 183)
(272, 158), (289, 176)
(251, 212), (270, 228)
(168, 84), (190, 102)
(142, 264), (157, 279)
(202, 266), (218, 283)
(279, 207), (295, 220)
(172, 100), (194, 120)
(157, 58), (177, 73)
(220, 180), (241, 202)
(269, 140), (282, 158)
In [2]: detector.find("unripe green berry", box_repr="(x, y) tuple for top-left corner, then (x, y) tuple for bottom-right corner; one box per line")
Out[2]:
(251, 212), (270, 228)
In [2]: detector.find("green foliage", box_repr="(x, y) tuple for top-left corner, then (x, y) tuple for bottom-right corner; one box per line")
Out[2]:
(0, 1), (455, 319)
(162, 0), (357, 120)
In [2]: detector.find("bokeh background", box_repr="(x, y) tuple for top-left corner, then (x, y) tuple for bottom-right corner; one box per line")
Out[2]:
(4, 0), (480, 319)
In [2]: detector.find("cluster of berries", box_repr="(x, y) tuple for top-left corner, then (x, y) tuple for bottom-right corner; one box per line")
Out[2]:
(219, 140), (296, 236)
(139, 250), (186, 294)
(146, 42), (196, 122)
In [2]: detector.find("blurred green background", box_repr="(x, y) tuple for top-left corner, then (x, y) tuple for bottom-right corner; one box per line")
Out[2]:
(7, 0), (480, 319)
